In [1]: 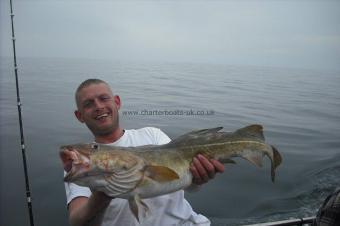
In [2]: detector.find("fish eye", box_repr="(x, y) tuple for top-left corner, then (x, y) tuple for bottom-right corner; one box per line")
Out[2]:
(91, 143), (99, 150)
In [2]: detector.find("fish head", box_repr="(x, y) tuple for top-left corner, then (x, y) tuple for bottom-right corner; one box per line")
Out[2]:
(60, 143), (145, 191)
(60, 143), (95, 184)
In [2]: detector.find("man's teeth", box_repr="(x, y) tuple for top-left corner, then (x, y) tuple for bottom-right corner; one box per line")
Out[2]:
(96, 113), (108, 119)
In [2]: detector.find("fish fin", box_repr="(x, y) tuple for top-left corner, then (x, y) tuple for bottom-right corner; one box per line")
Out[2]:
(190, 127), (224, 135)
(243, 151), (264, 168)
(129, 194), (149, 222)
(145, 165), (180, 182)
(270, 145), (282, 182)
(166, 127), (224, 147)
(235, 124), (265, 141)
(272, 145), (282, 169)
(185, 183), (201, 193)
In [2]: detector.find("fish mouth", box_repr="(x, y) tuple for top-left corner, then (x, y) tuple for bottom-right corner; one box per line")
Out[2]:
(64, 170), (108, 182)
(60, 146), (91, 182)
(63, 161), (92, 182)
(64, 169), (79, 182)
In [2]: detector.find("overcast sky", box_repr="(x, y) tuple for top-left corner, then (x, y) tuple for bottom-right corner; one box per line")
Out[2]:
(1, 0), (340, 71)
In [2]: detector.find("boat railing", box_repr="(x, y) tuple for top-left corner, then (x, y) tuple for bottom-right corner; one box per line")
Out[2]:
(242, 216), (316, 226)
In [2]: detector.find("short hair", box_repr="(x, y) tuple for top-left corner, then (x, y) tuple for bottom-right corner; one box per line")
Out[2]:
(75, 78), (109, 107)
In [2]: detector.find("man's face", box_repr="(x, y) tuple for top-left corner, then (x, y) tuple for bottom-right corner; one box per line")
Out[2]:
(75, 83), (121, 137)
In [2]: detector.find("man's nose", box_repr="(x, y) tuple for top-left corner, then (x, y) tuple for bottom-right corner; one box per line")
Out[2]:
(93, 99), (104, 109)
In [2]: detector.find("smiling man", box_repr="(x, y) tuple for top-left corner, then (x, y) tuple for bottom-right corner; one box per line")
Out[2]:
(62, 78), (224, 226)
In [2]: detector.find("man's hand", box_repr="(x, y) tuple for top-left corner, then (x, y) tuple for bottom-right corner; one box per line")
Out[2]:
(60, 148), (78, 172)
(190, 154), (224, 185)
(68, 191), (112, 226)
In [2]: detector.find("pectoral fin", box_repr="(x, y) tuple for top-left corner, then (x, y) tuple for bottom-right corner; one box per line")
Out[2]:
(129, 194), (149, 222)
(144, 165), (180, 182)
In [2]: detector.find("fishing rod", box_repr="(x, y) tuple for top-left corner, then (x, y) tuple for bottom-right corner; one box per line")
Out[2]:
(9, 0), (35, 225)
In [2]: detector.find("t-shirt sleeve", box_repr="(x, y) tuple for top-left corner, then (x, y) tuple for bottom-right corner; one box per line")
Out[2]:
(154, 128), (171, 145)
(64, 171), (91, 205)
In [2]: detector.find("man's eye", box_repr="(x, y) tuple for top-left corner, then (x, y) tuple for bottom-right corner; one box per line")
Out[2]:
(101, 96), (110, 101)
(83, 101), (93, 108)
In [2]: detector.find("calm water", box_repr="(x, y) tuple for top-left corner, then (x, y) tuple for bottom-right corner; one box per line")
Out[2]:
(1, 57), (339, 226)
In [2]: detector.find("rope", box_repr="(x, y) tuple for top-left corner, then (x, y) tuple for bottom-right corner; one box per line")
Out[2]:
(9, 0), (35, 225)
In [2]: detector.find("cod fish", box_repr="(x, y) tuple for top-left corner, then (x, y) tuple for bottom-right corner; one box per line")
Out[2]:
(60, 124), (282, 221)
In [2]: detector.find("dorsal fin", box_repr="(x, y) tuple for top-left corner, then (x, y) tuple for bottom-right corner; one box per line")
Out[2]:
(234, 124), (265, 141)
(188, 127), (223, 135)
(165, 127), (223, 147)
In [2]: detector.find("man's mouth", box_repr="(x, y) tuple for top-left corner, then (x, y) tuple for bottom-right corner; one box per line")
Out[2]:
(95, 113), (109, 120)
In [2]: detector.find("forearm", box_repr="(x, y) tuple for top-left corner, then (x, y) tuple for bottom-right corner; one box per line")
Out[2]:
(69, 192), (112, 226)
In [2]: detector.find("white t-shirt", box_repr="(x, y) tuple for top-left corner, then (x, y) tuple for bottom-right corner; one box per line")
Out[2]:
(64, 127), (210, 226)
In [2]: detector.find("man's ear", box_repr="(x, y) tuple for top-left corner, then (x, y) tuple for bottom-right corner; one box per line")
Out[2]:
(74, 110), (85, 123)
(114, 95), (121, 110)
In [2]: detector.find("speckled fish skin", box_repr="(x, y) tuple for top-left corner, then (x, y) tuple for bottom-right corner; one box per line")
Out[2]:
(60, 124), (282, 221)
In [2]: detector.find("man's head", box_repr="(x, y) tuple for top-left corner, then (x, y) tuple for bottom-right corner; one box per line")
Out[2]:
(74, 79), (121, 138)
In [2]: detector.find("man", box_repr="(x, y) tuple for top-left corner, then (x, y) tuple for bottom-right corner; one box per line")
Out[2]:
(62, 79), (225, 226)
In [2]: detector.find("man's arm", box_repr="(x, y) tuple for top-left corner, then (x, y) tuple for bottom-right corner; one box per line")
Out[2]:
(61, 149), (112, 226)
(68, 191), (112, 226)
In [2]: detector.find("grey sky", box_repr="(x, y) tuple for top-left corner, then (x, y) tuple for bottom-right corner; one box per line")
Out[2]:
(1, 0), (340, 71)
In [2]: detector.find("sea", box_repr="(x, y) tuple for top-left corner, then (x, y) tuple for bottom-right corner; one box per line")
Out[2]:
(0, 57), (339, 226)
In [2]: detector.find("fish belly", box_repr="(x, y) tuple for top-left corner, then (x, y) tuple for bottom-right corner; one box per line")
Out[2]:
(119, 171), (192, 199)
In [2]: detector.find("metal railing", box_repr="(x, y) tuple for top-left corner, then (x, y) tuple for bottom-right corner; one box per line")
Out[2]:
(242, 216), (315, 226)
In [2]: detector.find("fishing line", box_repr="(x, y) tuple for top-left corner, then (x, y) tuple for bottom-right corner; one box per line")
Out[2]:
(9, 0), (35, 225)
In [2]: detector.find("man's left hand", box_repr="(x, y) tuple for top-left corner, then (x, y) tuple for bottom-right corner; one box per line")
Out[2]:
(190, 154), (224, 185)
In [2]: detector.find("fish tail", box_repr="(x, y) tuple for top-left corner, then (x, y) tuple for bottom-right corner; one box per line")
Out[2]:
(235, 125), (282, 182)
(270, 145), (282, 182)
(230, 144), (282, 183)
